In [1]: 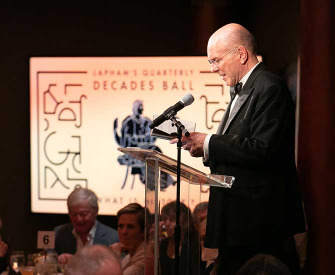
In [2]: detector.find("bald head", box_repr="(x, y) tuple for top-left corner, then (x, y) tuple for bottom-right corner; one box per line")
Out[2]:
(208, 23), (257, 56)
(65, 245), (122, 275)
(207, 23), (259, 86)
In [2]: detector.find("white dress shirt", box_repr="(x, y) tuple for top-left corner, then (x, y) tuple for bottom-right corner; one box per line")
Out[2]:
(72, 220), (97, 252)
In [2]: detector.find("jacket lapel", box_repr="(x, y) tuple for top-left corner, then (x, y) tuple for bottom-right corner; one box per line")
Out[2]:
(92, 221), (101, 244)
(216, 89), (234, 134)
(220, 62), (266, 134)
(222, 88), (253, 134)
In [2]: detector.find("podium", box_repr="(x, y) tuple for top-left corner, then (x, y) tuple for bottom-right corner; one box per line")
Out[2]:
(118, 147), (235, 275)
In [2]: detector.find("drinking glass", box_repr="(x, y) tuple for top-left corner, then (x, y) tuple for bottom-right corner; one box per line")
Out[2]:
(20, 266), (35, 275)
(10, 250), (25, 273)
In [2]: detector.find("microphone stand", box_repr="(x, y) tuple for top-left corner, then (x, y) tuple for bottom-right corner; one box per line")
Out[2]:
(166, 112), (190, 275)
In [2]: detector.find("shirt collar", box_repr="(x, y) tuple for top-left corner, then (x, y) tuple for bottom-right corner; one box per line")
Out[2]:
(239, 62), (260, 88)
(72, 219), (97, 243)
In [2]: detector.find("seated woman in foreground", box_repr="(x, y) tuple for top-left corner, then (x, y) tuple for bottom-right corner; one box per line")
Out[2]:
(159, 201), (201, 275)
(110, 203), (153, 275)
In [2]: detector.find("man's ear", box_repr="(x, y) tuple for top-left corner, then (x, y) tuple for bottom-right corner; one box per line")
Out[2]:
(238, 46), (248, 65)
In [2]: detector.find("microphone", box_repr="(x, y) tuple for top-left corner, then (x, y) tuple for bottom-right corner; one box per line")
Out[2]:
(149, 94), (194, 129)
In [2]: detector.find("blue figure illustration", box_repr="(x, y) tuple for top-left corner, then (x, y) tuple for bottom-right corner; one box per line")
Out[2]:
(114, 100), (175, 190)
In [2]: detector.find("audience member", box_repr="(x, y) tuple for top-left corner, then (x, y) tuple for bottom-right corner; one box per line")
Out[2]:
(55, 188), (119, 264)
(0, 217), (8, 273)
(64, 245), (122, 275)
(199, 219), (219, 275)
(192, 201), (209, 234)
(110, 203), (153, 275)
(193, 202), (219, 274)
(236, 253), (292, 275)
(159, 201), (201, 275)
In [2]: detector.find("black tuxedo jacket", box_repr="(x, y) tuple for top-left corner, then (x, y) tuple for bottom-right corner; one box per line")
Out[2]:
(204, 63), (305, 249)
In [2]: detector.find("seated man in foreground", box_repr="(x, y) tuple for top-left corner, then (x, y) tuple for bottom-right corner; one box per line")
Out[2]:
(65, 245), (122, 275)
(55, 187), (119, 264)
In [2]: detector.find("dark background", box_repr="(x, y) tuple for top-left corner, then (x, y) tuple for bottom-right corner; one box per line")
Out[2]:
(0, 1), (299, 254)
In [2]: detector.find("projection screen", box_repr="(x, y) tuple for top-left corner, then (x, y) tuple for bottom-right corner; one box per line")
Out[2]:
(30, 57), (232, 214)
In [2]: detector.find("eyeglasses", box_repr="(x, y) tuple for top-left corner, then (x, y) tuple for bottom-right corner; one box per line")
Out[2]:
(208, 47), (237, 68)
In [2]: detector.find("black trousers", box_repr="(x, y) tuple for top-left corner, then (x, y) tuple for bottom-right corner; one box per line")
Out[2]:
(218, 238), (300, 275)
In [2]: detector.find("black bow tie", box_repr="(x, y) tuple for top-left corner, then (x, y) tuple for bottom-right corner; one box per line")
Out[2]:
(230, 82), (242, 100)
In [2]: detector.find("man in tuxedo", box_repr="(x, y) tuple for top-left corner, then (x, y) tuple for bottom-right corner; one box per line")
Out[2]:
(55, 188), (119, 264)
(173, 23), (306, 274)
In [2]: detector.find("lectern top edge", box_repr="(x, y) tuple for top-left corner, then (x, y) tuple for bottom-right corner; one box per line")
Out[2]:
(117, 147), (234, 188)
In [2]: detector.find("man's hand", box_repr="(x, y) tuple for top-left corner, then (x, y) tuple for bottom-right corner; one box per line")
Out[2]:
(170, 132), (207, 157)
(0, 240), (8, 258)
(58, 253), (73, 265)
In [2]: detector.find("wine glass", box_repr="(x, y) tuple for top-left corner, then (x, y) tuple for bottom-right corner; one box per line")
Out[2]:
(10, 250), (25, 273)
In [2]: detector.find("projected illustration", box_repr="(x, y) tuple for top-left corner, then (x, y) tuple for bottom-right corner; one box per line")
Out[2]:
(114, 100), (174, 190)
(30, 57), (231, 214)
(32, 71), (89, 202)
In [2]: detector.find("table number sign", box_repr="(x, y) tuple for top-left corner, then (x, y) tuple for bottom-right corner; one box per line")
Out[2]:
(37, 231), (55, 250)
